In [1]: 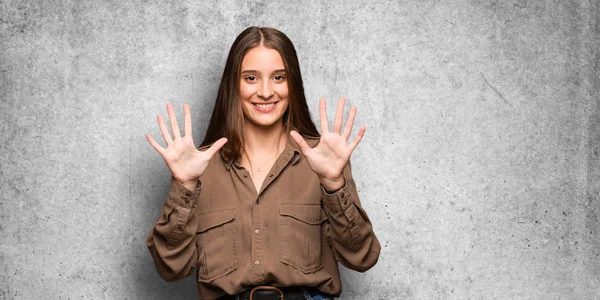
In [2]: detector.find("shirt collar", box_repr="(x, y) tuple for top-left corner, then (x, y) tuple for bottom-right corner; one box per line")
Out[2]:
(222, 131), (305, 171)
(286, 133), (302, 165)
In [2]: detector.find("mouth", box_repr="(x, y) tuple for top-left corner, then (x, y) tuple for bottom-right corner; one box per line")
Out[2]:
(252, 101), (278, 112)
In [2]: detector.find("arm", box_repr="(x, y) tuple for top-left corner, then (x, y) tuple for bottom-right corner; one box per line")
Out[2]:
(146, 179), (201, 281)
(144, 104), (227, 281)
(290, 97), (380, 271)
(321, 163), (380, 272)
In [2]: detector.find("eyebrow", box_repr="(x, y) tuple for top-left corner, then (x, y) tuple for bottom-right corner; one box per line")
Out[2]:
(241, 69), (287, 74)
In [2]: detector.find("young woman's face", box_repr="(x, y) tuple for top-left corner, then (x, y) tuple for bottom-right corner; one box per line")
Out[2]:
(239, 46), (289, 129)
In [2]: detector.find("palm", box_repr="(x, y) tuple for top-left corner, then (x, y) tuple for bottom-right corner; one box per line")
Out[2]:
(160, 136), (208, 182)
(290, 97), (365, 187)
(146, 104), (227, 183)
(303, 131), (353, 179)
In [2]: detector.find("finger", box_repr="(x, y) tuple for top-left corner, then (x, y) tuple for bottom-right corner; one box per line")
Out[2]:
(167, 104), (181, 139)
(319, 98), (329, 133)
(205, 137), (228, 158)
(290, 130), (312, 155)
(333, 97), (346, 134)
(342, 106), (356, 141)
(146, 134), (165, 155)
(157, 114), (172, 145)
(348, 126), (366, 151)
(183, 104), (192, 138)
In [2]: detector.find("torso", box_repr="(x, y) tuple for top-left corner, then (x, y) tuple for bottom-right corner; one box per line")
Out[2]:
(191, 136), (357, 299)
(240, 156), (279, 194)
(239, 132), (287, 194)
(249, 166), (271, 193)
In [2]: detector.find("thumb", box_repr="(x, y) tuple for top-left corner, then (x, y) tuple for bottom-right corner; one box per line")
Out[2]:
(205, 137), (228, 158)
(289, 131), (311, 155)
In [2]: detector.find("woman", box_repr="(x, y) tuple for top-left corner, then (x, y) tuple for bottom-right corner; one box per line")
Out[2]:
(146, 27), (380, 300)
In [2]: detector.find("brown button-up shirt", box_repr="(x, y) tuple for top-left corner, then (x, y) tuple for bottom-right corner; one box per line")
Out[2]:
(146, 137), (381, 299)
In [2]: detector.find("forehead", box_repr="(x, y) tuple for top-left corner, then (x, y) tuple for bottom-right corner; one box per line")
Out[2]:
(241, 46), (285, 70)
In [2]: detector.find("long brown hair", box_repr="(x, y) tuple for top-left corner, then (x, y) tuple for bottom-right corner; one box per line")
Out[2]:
(200, 26), (319, 163)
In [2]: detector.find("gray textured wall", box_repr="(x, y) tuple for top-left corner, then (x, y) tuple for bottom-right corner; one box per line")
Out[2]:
(1, 1), (598, 299)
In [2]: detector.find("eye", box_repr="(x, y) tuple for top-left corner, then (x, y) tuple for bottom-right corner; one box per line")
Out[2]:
(244, 75), (258, 83)
(273, 75), (286, 81)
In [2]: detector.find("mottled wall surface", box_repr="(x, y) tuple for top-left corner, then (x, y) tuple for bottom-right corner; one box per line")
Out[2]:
(0, 1), (598, 299)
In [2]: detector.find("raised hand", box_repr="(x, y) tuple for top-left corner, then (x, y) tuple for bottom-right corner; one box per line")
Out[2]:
(290, 97), (365, 192)
(146, 104), (227, 186)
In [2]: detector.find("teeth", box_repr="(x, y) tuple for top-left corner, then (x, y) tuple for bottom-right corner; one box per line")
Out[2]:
(256, 103), (275, 109)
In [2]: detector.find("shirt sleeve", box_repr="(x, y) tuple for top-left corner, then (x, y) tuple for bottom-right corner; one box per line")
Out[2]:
(146, 178), (202, 281)
(320, 162), (381, 272)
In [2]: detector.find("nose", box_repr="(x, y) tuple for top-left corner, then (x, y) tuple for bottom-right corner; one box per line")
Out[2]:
(256, 80), (274, 100)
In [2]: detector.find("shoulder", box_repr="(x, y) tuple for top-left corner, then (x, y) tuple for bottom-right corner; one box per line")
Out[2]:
(196, 144), (229, 177)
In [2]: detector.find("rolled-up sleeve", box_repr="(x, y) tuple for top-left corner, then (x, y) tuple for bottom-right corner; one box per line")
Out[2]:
(146, 178), (202, 281)
(321, 163), (381, 272)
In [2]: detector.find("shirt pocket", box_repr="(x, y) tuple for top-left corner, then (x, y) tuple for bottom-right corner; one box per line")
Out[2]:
(196, 208), (237, 282)
(279, 203), (328, 274)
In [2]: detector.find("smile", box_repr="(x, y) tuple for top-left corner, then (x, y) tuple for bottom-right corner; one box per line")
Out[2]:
(252, 101), (278, 112)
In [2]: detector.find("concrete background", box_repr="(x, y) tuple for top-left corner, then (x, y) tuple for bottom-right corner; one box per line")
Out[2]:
(1, 0), (598, 299)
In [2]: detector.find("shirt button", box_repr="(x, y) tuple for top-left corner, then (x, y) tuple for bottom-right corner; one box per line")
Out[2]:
(244, 174), (248, 178)
(254, 260), (260, 265)
(184, 199), (189, 204)
(254, 229), (260, 235)
(269, 174), (274, 178)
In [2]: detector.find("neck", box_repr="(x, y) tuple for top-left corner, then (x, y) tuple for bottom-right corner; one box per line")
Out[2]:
(242, 121), (287, 157)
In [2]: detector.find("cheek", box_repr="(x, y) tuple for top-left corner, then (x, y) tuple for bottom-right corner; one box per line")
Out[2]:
(274, 83), (289, 98)
(281, 100), (290, 113)
(239, 82), (254, 100)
